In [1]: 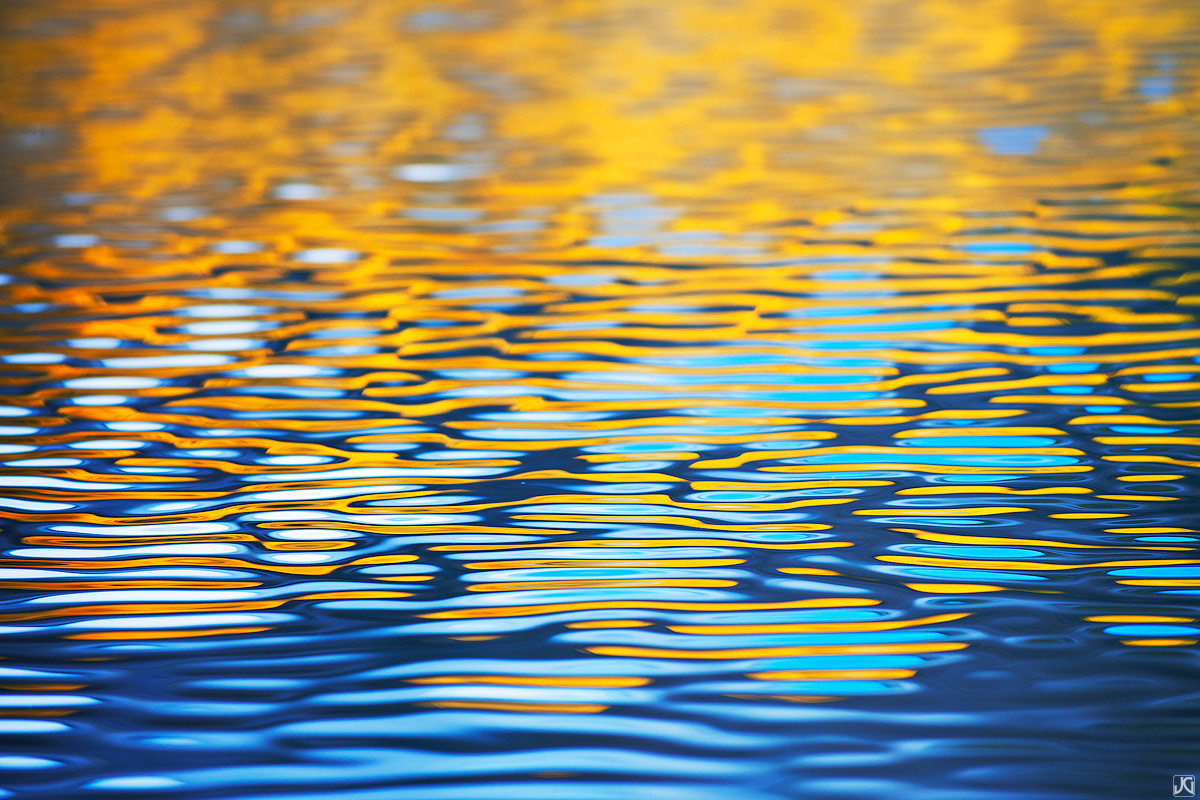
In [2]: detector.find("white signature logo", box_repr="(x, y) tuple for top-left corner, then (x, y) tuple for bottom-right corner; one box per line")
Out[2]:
(1174, 775), (1196, 798)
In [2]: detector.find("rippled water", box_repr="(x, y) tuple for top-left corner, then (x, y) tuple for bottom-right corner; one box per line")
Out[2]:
(1, 1), (1199, 798)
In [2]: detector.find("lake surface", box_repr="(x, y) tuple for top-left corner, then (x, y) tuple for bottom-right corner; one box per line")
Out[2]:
(0, 1), (1199, 798)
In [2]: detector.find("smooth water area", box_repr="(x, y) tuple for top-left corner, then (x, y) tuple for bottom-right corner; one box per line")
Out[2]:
(0, 1), (1199, 798)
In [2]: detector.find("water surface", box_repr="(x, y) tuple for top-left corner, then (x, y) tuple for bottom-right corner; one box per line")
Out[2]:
(0, 1), (1199, 798)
